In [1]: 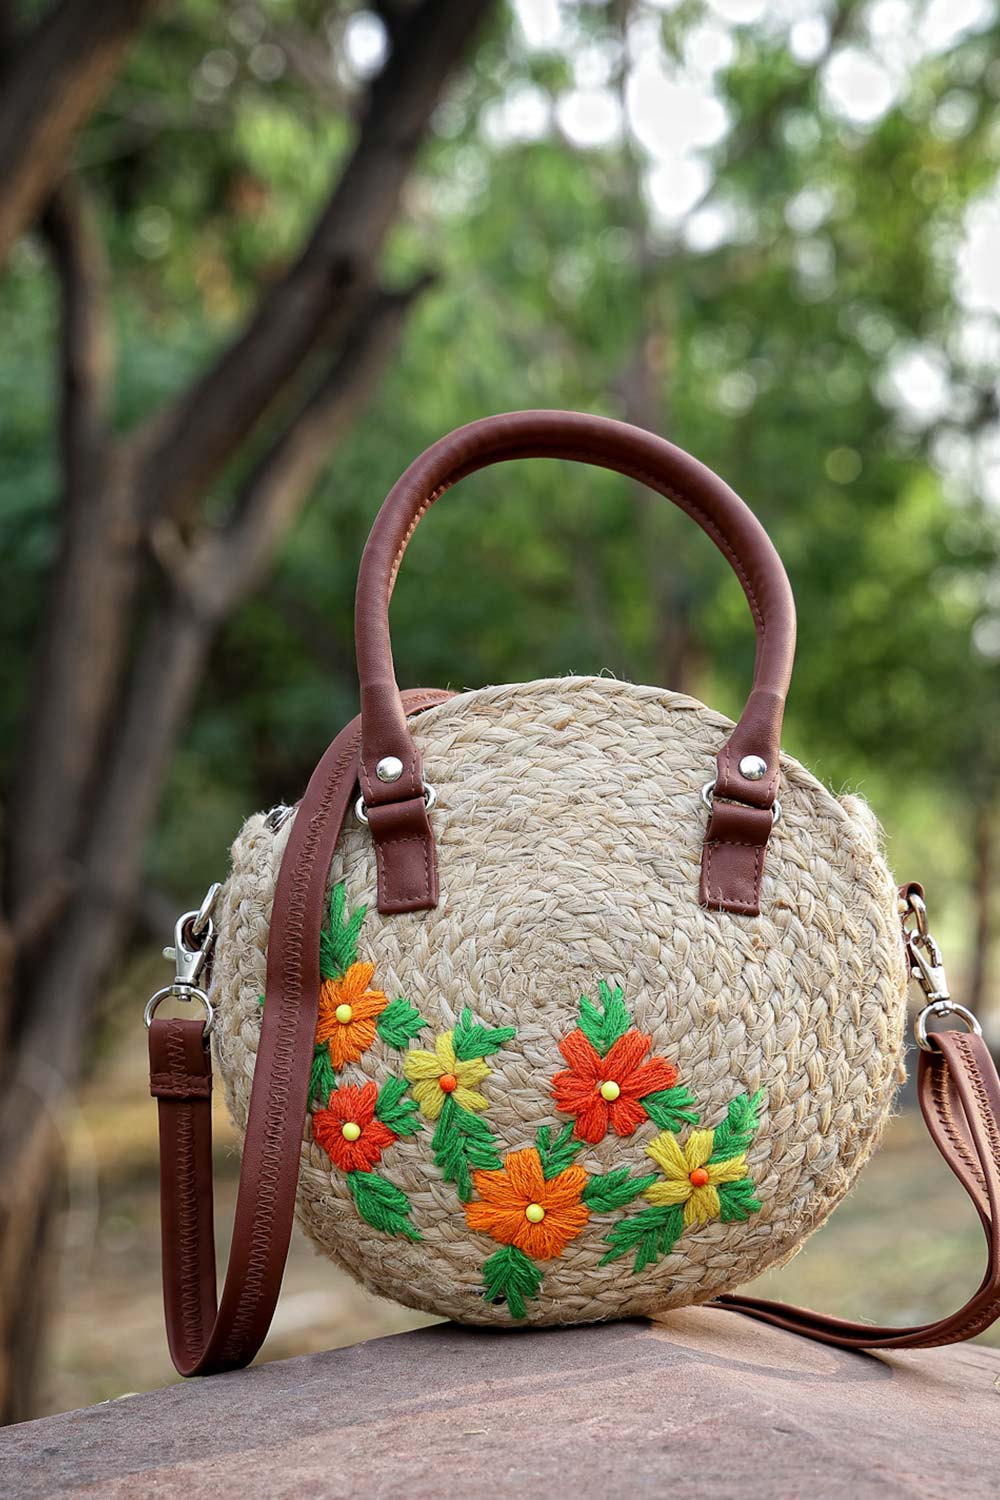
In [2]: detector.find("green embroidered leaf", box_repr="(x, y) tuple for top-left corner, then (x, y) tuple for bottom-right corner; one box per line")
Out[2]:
(642, 1084), (700, 1133)
(452, 1007), (516, 1062)
(482, 1244), (543, 1319)
(536, 1123), (583, 1179)
(599, 1204), (684, 1273)
(309, 1045), (338, 1108)
(348, 1170), (421, 1241)
(377, 997), (428, 1049)
(374, 1076), (422, 1138)
(431, 1094), (503, 1200)
(718, 1178), (762, 1221)
(320, 882), (367, 981)
(583, 1168), (657, 1213)
(577, 980), (631, 1056)
(709, 1090), (765, 1163)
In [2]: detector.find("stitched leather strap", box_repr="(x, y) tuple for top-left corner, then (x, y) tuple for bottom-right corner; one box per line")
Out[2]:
(149, 688), (452, 1377)
(353, 410), (798, 918)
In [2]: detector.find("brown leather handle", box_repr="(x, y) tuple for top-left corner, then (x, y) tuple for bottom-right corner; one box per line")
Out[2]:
(353, 410), (797, 917)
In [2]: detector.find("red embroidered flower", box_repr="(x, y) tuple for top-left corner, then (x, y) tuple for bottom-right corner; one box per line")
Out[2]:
(552, 1029), (679, 1144)
(313, 1081), (395, 1172)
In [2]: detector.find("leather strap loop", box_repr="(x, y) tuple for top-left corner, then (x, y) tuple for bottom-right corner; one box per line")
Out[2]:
(353, 411), (798, 918)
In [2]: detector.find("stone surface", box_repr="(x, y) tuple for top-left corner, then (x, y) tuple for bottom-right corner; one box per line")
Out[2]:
(5, 1310), (999, 1499)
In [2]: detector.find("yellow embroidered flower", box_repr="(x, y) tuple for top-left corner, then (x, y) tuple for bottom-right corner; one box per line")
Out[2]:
(403, 1030), (491, 1119)
(643, 1128), (748, 1228)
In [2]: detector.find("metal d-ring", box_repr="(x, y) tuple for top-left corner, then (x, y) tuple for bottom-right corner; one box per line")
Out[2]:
(915, 998), (983, 1053)
(355, 780), (437, 827)
(143, 983), (215, 1036)
(701, 778), (782, 827)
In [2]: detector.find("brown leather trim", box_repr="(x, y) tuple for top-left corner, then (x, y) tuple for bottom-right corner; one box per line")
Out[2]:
(353, 412), (797, 917)
(150, 688), (452, 1377)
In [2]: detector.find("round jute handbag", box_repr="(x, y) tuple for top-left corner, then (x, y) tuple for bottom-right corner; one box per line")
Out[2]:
(145, 411), (1000, 1377)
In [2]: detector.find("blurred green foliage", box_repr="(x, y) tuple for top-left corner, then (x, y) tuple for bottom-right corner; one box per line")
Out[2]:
(2, 0), (999, 976)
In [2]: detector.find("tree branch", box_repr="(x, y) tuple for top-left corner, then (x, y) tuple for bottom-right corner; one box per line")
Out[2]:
(7, 176), (126, 915)
(0, 0), (162, 268)
(132, 0), (494, 527)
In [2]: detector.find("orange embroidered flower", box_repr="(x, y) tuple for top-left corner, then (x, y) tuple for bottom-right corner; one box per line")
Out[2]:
(465, 1147), (589, 1260)
(552, 1029), (678, 1144)
(313, 1081), (395, 1172)
(315, 961), (388, 1069)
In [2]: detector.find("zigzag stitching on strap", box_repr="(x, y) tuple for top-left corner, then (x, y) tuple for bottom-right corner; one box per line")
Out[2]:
(222, 735), (360, 1360)
(165, 1020), (206, 1358)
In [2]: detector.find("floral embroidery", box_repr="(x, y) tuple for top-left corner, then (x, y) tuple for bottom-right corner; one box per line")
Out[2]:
(467, 1124), (656, 1317)
(313, 1077), (423, 1240)
(313, 1081), (395, 1172)
(316, 961), (389, 1070)
(600, 1090), (765, 1272)
(552, 981), (698, 1143)
(403, 1031), (491, 1119)
(302, 882), (428, 1103)
(402, 1008), (516, 1200)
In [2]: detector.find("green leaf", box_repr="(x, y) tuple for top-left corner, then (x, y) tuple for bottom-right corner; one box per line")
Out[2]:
(452, 1006), (516, 1062)
(377, 997), (428, 1049)
(577, 979), (631, 1056)
(319, 881), (367, 980)
(535, 1122), (583, 1179)
(374, 1075), (422, 1137)
(481, 1244), (543, 1319)
(642, 1084), (700, 1132)
(600, 1204), (684, 1273)
(431, 1094), (503, 1200)
(709, 1090), (765, 1163)
(348, 1170), (421, 1241)
(583, 1168), (657, 1213)
(718, 1178), (762, 1222)
(309, 1045), (337, 1108)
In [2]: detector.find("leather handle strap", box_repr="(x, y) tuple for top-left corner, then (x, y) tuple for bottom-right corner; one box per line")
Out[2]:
(150, 688), (453, 1377)
(713, 1030), (1000, 1348)
(353, 410), (798, 918)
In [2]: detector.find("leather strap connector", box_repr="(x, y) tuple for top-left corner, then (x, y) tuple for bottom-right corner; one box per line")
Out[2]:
(150, 1070), (212, 1100)
(700, 800), (775, 916)
(365, 795), (438, 913)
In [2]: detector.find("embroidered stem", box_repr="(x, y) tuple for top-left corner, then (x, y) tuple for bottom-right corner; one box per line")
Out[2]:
(582, 1167), (658, 1213)
(577, 980), (631, 1056)
(708, 1089), (765, 1162)
(374, 1076), (422, 1137)
(535, 1122), (583, 1179)
(377, 997), (428, 1049)
(452, 1007), (516, 1061)
(431, 1094), (504, 1201)
(599, 1203), (684, 1271)
(481, 1244), (544, 1319)
(320, 882), (367, 980)
(348, 1170), (421, 1241)
(642, 1084), (700, 1132)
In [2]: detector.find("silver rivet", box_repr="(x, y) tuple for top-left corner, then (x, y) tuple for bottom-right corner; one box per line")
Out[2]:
(376, 756), (404, 783)
(739, 754), (767, 781)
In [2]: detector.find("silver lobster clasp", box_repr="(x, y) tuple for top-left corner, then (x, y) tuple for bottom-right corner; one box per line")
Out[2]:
(144, 883), (220, 1035)
(902, 887), (983, 1052)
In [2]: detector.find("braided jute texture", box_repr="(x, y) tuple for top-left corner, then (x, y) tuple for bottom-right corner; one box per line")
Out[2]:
(211, 676), (908, 1326)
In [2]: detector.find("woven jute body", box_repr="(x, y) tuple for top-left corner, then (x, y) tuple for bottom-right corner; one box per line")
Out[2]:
(211, 677), (908, 1326)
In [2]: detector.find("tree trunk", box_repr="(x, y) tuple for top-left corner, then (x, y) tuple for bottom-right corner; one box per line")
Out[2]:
(0, 0), (495, 1420)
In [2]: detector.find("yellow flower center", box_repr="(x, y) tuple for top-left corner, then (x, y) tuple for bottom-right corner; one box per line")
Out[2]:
(341, 1122), (361, 1142)
(335, 1003), (354, 1024)
(599, 1080), (621, 1101)
(524, 1203), (546, 1223)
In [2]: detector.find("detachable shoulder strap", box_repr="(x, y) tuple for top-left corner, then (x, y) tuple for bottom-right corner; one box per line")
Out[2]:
(148, 689), (452, 1377)
(150, 703), (1000, 1374)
